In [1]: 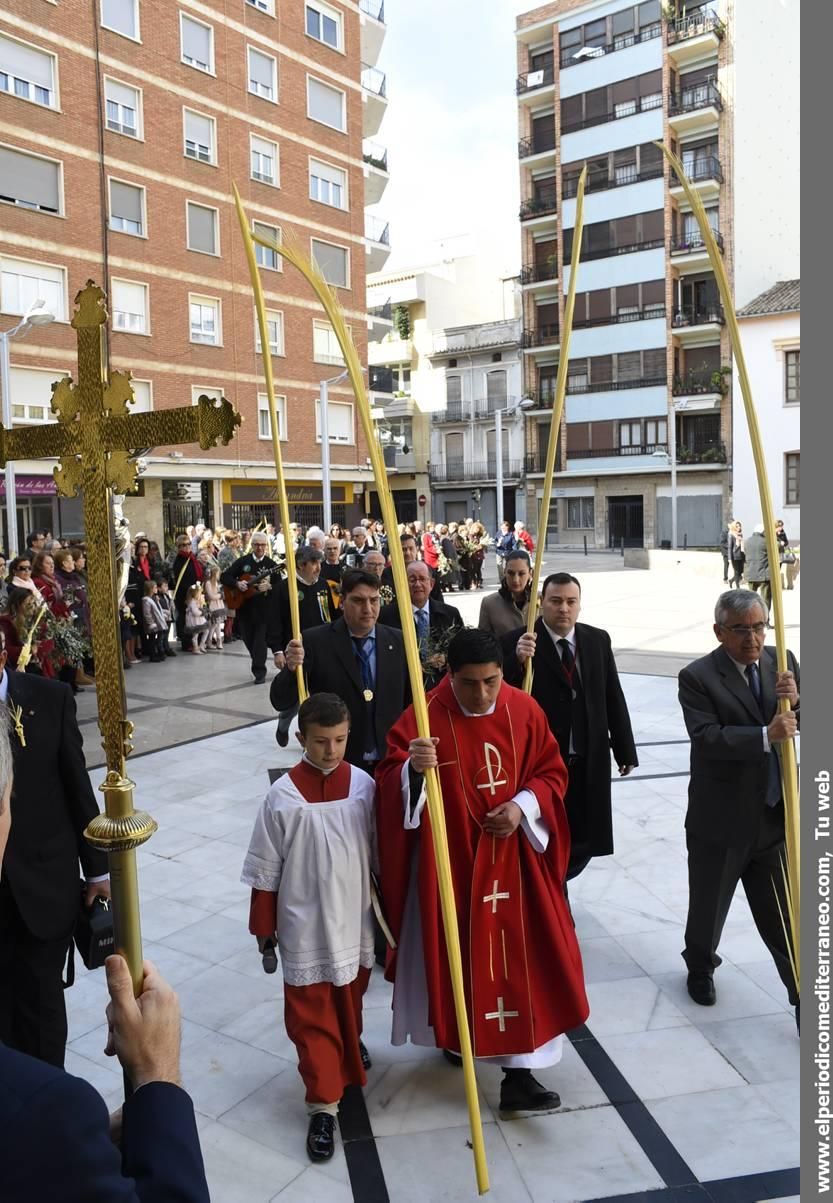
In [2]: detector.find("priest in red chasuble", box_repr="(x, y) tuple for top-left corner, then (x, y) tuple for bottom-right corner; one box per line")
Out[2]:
(376, 628), (589, 1117)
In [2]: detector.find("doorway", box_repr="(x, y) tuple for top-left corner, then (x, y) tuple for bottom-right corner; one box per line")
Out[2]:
(608, 496), (644, 548)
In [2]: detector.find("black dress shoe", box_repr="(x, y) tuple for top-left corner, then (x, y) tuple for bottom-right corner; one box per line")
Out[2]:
(359, 1040), (372, 1070)
(276, 726), (289, 747)
(687, 972), (716, 1006)
(499, 1069), (561, 1118)
(306, 1112), (336, 1162)
(442, 1049), (463, 1067)
(253, 673), (267, 684)
(165, 648), (177, 657)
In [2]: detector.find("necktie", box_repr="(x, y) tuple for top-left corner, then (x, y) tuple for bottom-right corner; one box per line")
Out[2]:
(352, 636), (376, 757)
(558, 638), (575, 684)
(415, 608), (429, 646)
(352, 636), (374, 692)
(746, 662), (782, 807)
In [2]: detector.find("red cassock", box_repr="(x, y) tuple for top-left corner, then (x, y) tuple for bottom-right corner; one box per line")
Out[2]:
(377, 676), (589, 1059)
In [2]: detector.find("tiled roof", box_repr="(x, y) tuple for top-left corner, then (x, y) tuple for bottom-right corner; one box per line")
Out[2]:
(737, 280), (800, 317)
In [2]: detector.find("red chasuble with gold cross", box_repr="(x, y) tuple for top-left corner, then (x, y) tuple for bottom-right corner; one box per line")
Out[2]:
(376, 677), (589, 1059)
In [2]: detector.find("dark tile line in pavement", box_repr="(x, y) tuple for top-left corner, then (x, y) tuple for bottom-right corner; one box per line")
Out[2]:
(582, 1164), (799, 1203)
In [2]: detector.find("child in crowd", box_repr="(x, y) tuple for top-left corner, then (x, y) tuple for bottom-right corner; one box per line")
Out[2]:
(184, 582), (209, 654)
(203, 565), (226, 649)
(154, 577), (177, 657)
(241, 693), (376, 1165)
(140, 579), (168, 663)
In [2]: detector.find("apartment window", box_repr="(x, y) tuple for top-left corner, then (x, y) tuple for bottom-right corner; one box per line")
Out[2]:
(486, 371), (507, 407)
(191, 385), (224, 406)
(567, 498), (594, 529)
(250, 135), (278, 185)
(311, 239), (349, 288)
(255, 309), (285, 356)
(109, 179), (144, 236)
(446, 377), (462, 405)
(181, 14), (213, 73)
(644, 418), (667, 446)
(190, 295), (221, 345)
(0, 256), (66, 321)
(307, 76), (346, 131)
(186, 202), (219, 255)
(183, 109), (215, 163)
(306, 2), (342, 50)
(0, 34), (57, 108)
(111, 279), (148, 334)
(785, 350), (800, 403)
(247, 0), (275, 12)
(316, 400), (353, 444)
(257, 392), (287, 439)
(0, 146), (61, 215)
(639, 0), (661, 32)
(104, 77), (141, 137)
(313, 319), (345, 365)
(248, 46), (277, 100)
(785, 452), (800, 505)
(309, 158), (347, 209)
(101, 0), (139, 40)
(612, 9), (634, 48)
(254, 221), (281, 270)
(129, 379), (152, 412)
(619, 421), (642, 448)
(10, 366), (68, 424)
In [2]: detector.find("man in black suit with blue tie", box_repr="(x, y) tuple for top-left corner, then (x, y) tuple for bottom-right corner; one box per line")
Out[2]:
(678, 589), (799, 1013)
(0, 712), (209, 1202)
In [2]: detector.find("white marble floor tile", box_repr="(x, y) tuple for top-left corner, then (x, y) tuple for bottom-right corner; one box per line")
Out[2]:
(596, 1027), (747, 1100)
(142, 824), (214, 859)
(137, 855), (213, 900)
(195, 1118), (305, 1203)
(731, 960), (793, 1010)
(647, 1084), (799, 1180)
(691, 1013), (799, 1085)
(576, 936), (646, 984)
(750, 1078), (801, 1135)
(654, 965), (786, 1024)
(364, 1058), (494, 1138)
(271, 1166), (353, 1202)
(586, 976), (690, 1036)
(140, 941), (215, 986)
(159, 911), (253, 965)
(138, 895), (213, 942)
(175, 963), (281, 1031)
(174, 871), (251, 915)
(501, 1104), (664, 1203)
(219, 997), (292, 1059)
(377, 1122), (533, 1203)
(176, 836), (249, 875)
(179, 1031), (289, 1119)
(614, 928), (688, 978)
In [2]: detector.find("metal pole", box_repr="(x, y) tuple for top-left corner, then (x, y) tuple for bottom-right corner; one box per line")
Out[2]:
(320, 379), (332, 533)
(0, 330), (19, 557)
(671, 405), (678, 551)
(495, 408), (504, 534)
(583, 534), (587, 556)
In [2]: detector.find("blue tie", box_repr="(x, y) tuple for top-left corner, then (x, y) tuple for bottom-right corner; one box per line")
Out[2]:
(352, 636), (374, 692)
(746, 662), (782, 807)
(415, 608), (429, 646)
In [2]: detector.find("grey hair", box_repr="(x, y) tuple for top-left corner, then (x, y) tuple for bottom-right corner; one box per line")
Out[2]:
(714, 589), (768, 626)
(0, 703), (12, 813)
(296, 545), (323, 566)
(306, 526), (326, 544)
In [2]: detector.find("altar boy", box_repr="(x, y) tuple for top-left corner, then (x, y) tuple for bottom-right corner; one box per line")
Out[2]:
(241, 693), (376, 1164)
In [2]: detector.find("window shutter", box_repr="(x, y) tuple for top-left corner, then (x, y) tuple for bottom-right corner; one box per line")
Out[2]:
(446, 377), (462, 404)
(0, 37), (53, 88)
(308, 78), (344, 128)
(0, 147), (59, 210)
(311, 240), (348, 287)
(107, 79), (137, 110)
(326, 403), (352, 442)
(182, 17), (211, 66)
(110, 180), (142, 222)
(187, 204), (216, 253)
(101, 0), (136, 38)
(249, 48), (274, 90)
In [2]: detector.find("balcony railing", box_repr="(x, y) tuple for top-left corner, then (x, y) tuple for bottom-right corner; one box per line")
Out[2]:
(670, 229), (724, 255)
(566, 443), (668, 460)
(432, 406), (465, 424)
(673, 371), (725, 396)
(363, 142), (388, 172)
(561, 91), (662, 136)
(369, 365), (394, 393)
(667, 10), (725, 44)
(671, 155), (723, 186)
(573, 305), (665, 331)
(368, 299), (392, 321)
(365, 215), (390, 244)
(568, 235), (665, 263)
(518, 130), (556, 158)
(672, 305), (725, 328)
(516, 64), (554, 93)
(522, 323), (560, 348)
(431, 398), (520, 424)
(361, 64), (387, 97)
(359, 0), (385, 20)
(563, 161), (663, 199)
(519, 190), (557, 220)
(669, 80), (723, 117)
(429, 459), (523, 484)
(520, 262), (558, 284)
(568, 373), (667, 395)
(676, 441), (727, 465)
(560, 22), (661, 69)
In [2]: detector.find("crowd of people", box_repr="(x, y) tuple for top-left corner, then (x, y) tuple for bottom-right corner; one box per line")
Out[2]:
(719, 516), (799, 600)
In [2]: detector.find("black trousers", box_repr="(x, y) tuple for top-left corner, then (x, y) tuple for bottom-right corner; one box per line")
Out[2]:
(237, 607), (269, 678)
(683, 802), (797, 1004)
(721, 552), (729, 581)
(176, 607), (193, 651)
(563, 757), (593, 880)
(0, 880), (72, 1068)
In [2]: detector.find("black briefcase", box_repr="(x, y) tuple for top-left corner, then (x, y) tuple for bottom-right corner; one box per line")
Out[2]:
(74, 888), (115, 971)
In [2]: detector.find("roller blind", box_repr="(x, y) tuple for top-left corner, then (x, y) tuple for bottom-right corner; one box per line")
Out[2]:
(182, 17), (211, 67)
(249, 48), (274, 90)
(0, 35), (53, 87)
(311, 240), (348, 287)
(308, 77), (344, 129)
(110, 180), (142, 222)
(0, 147), (60, 211)
(187, 203), (217, 254)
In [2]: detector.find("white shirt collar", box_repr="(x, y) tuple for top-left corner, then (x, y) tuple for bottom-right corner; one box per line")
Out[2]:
(543, 622), (576, 650)
(0, 669), (8, 704)
(412, 601), (431, 617)
(728, 653), (757, 681)
(302, 751), (339, 776)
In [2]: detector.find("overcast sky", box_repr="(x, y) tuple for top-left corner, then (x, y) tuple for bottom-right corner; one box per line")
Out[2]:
(371, 0), (532, 276)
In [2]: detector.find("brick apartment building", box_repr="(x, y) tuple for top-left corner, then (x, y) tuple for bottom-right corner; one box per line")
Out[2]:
(514, 0), (798, 549)
(0, 0), (390, 548)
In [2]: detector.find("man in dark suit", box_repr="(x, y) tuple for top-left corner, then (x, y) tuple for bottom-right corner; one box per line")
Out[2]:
(379, 560), (462, 691)
(678, 589), (799, 1010)
(272, 546), (333, 747)
(0, 638), (111, 1069)
(273, 569), (409, 773)
(502, 572), (637, 879)
(220, 530), (281, 683)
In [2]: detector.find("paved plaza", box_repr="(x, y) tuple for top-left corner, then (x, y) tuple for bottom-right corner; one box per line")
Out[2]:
(66, 554), (799, 1201)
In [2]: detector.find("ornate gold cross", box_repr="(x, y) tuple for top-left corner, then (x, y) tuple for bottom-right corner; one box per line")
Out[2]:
(0, 281), (241, 1002)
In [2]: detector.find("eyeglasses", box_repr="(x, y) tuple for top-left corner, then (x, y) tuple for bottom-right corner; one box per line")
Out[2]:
(720, 622), (767, 636)
(17, 565), (31, 572)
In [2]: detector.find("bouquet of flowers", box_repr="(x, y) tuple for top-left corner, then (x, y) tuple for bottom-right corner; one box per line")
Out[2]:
(378, 584), (394, 607)
(437, 549), (451, 578)
(46, 611), (92, 669)
(417, 622), (461, 681)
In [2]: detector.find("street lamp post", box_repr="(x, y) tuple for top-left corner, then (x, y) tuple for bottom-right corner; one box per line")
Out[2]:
(0, 300), (55, 556)
(654, 401), (685, 549)
(495, 397), (535, 534)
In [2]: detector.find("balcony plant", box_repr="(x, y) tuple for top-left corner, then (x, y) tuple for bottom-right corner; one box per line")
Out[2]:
(393, 305), (411, 340)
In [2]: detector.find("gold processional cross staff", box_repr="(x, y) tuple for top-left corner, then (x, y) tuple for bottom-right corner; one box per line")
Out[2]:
(0, 281), (241, 1005)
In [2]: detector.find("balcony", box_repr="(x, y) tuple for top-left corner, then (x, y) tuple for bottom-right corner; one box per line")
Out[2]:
(672, 369), (726, 410)
(669, 155), (723, 200)
(667, 10), (724, 65)
(429, 459), (523, 485)
(563, 161), (663, 199)
(518, 130), (556, 161)
(570, 234), (665, 264)
(573, 305), (665, 331)
(365, 213), (391, 271)
(566, 443), (668, 460)
(672, 304), (724, 341)
(519, 188), (557, 223)
(363, 141), (389, 205)
(368, 335), (412, 366)
(359, 0), (385, 65)
(559, 23), (661, 69)
(431, 398), (521, 424)
(361, 63), (387, 136)
(522, 323), (560, 352)
(676, 441), (727, 465)
(368, 298), (392, 341)
(516, 63), (555, 101)
(670, 229), (723, 272)
(561, 92), (662, 136)
(520, 261), (558, 287)
(432, 319), (520, 356)
(568, 373), (667, 396)
(668, 80), (723, 134)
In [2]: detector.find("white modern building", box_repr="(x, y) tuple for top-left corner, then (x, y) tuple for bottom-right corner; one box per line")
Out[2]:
(733, 281), (799, 540)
